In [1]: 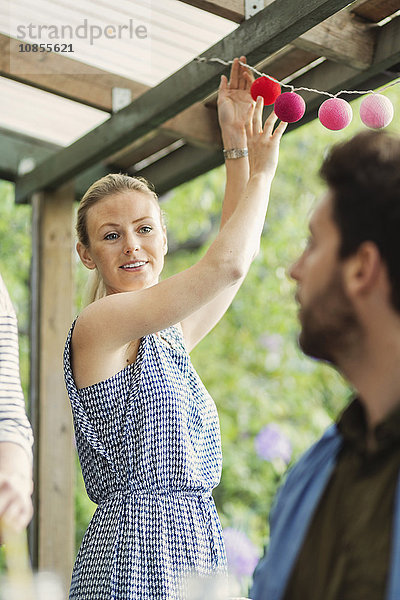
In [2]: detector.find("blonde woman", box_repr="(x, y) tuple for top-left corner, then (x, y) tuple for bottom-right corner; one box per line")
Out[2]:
(64, 58), (286, 599)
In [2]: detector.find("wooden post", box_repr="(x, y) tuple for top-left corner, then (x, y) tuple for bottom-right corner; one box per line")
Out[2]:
(30, 182), (75, 592)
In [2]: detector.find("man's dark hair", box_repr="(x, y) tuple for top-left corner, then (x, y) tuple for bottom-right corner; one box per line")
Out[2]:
(320, 130), (400, 313)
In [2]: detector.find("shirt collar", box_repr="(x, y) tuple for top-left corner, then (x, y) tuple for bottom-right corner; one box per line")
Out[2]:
(337, 397), (400, 454)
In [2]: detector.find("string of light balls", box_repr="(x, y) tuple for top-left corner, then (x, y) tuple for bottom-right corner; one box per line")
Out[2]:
(196, 56), (399, 131)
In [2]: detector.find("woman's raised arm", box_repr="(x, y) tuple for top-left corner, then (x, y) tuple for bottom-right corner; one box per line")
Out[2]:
(74, 97), (286, 356)
(181, 56), (254, 350)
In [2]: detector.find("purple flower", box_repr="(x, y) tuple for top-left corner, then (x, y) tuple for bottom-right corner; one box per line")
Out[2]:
(258, 333), (283, 352)
(255, 424), (292, 464)
(223, 528), (260, 579)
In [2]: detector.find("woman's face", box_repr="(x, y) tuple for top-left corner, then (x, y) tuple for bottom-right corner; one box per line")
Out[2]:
(77, 191), (167, 295)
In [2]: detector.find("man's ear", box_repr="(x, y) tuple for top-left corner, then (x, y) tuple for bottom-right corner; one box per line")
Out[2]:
(344, 241), (382, 297)
(76, 242), (97, 271)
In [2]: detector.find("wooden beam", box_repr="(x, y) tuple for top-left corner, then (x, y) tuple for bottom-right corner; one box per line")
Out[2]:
(180, 0), (374, 69)
(3, 4), (372, 165)
(0, 86), (219, 186)
(114, 47), (313, 166)
(162, 103), (221, 149)
(135, 144), (223, 196)
(107, 132), (179, 168)
(292, 10), (375, 69)
(1, 33), (222, 156)
(75, 165), (115, 199)
(373, 13), (400, 68)
(0, 128), (58, 182)
(0, 31), (315, 120)
(108, 103), (221, 167)
(30, 183), (75, 591)
(15, 0), (355, 203)
(0, 37), (322, 175)
(0, 29), (310, 160)
(0, 33), (147, 112)
(178, 0), (245, 22)
(181, 0), (399, 24)
(0, 127), (112, 201)
(6, 12), (399, 202)
(3, 4), (371, 168)
(261, 47), (321, 81)
(0, 31), (309, 160)
(351, 0), (400, 22)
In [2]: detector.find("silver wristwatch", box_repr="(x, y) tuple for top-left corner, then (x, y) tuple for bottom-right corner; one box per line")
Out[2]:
(223, 148), (249, 160)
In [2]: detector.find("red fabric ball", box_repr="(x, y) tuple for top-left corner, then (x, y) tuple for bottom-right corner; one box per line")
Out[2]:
(251, 76), (281, 105)
(274, 92), (306, 123)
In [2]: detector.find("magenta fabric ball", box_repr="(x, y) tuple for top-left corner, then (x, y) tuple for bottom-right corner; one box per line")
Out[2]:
(318, 98), (353, 130)
(274, 92), (306, 123)
(360, 94), (394, 129)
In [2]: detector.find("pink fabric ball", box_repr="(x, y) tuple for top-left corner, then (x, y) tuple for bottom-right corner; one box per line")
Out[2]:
(274, 92), (306, 123)
(318, 98), (353, 130)
(360, 94), (394, 129)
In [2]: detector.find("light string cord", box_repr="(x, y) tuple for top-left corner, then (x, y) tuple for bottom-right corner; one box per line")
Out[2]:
(195, 56), (400, 98)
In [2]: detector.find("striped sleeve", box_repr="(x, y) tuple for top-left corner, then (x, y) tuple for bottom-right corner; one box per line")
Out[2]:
(0, 274), (33, 461)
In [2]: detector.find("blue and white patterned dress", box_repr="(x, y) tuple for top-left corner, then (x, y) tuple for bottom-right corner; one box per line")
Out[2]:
(64, 321), (227, 599)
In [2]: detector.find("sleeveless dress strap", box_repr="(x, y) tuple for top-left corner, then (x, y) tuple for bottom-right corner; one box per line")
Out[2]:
(159, 323), (187, 354)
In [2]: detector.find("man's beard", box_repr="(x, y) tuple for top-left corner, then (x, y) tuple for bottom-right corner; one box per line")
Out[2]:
(298, 269), (363, 365)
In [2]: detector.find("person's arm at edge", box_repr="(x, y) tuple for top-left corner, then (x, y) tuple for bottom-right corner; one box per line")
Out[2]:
(0, 441), (33, 531)
(0, 274), (33, 531)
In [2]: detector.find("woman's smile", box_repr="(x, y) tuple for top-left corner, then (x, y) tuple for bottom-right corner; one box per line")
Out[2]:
(119, 260), (149, 271)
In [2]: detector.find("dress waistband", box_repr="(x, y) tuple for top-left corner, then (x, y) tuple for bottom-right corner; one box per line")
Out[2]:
(98, 488), (212, 505)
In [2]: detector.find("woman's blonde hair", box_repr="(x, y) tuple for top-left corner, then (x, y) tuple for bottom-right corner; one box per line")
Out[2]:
(77, 173), (164, 304)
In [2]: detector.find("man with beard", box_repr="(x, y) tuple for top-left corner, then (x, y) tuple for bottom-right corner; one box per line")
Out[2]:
(251, 129), (400, 600)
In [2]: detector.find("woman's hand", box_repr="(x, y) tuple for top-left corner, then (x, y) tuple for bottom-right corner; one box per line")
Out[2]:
(246, 96), (287, 180)
(217, 56), (254, 147)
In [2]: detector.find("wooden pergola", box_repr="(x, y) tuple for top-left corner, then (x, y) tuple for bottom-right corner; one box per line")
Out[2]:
(1, 0), (400, 589)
